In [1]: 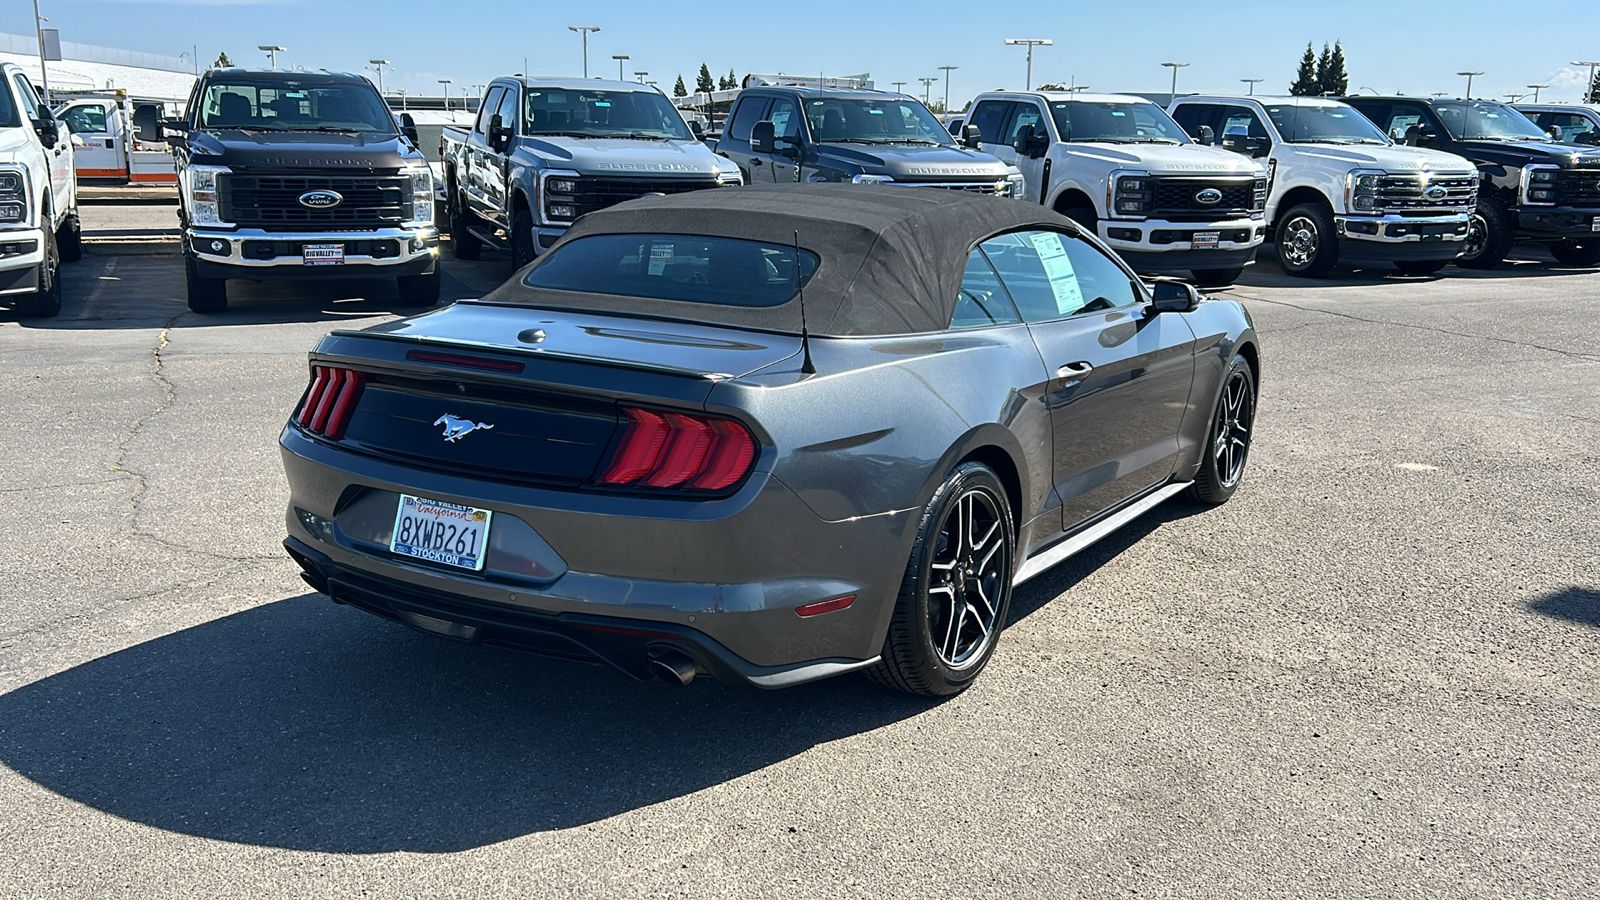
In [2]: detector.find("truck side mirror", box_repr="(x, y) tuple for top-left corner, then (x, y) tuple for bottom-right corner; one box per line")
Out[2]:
(751, 120), (777, 154)
(400, 112), (420, 147)
(1197, 125), (1216, 146)
(488, 114), (513, 151)
(1547, 125), (1563, 143)
(689, 119), (705, 140)
(961, 123), (983, 149)
(33, 110), (57, 149)
(1012, 124), (1043, 157)
(160, 118), (189, 145)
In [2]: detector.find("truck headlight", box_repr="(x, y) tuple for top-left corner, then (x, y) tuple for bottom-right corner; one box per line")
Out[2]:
(403, 163), (434, 227)
(1521, 164), (1559, 206)
(1005, 172), (1026, 199)
(715, 172), (743, 187)
(0, 164), (26, 225)
(851, 174), (894, 186)
(1111, 172), (1152, 218)
(184, 164), (230, 227)
(1346, 168), (1387, 214)
(540, 169), (582, 225)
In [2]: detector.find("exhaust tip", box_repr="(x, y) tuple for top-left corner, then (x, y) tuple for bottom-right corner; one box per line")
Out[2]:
(649, 651), (698, 686)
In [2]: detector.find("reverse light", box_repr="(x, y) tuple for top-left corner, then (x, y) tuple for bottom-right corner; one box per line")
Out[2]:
(295, 365), (370, 440)
(598, 407), (757, 493)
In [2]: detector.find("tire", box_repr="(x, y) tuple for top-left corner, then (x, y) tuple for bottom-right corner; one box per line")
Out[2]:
(56, 212), (82, 264)
(1394, 259), (1450, 276)
(184, 252), (227, 313)
(1456, 197), (1513, 270)
(1058, 202), (1098, 234)
(15, 224), (61, 318)
(1191, 267), (1243, 287)
(1188, 354), (1257, 506)
(449, 191), (482, 261)
(511, 206), (536, 269)
(1548, 239), (1600, 267)
(396, 269), (441, 307)
(866, 462), (1015, 697)
(1273, 202), (1339, 277)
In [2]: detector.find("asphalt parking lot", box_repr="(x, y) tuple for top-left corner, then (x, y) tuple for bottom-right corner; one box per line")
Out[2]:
(1, 204), (1596, 898)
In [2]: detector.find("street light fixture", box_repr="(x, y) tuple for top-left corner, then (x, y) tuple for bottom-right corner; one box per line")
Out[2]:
(258, 44), (286, 69)
(1573, 61), (1600, 101)
(1457, 70), (1483, 99)
(1527, 83), (1549, 102)
(1065, 85), (1091, 93)
(634, 70), (648, 84)
(612, 54), (629, 82)
(437, 78), (452, 114)
(892, 81), (907, 94)
(937, 65), (957, 112)
(1003, 38), (1052, 91)
(1161, 62), (1190, 102)
(1240, 78), (1264, 96)
(30, 0), (50, 97)
(367, 59), (389, 95)
(568, 26), (600, 79)
(919, 77), (937, 105)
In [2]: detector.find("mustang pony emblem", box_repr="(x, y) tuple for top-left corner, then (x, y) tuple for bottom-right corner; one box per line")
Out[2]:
(434, 414), (494, 443)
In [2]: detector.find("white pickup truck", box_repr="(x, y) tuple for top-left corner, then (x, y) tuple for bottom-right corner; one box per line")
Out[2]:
(0, 62), (80, 317)
(1170, 96), (1478, 277)
(967, 91), (1267, 286)
(56, 91), (177, 185)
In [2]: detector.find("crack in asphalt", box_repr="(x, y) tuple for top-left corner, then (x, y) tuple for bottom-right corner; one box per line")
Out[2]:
(1231, 291), (1600, 364)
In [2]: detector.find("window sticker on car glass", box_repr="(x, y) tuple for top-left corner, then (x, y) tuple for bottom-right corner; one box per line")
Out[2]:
(1029, 233), (1083, 315)
(594, 101), (612, 108)
(1111, 111), (1126, 117)
(648, 244), (674, 276)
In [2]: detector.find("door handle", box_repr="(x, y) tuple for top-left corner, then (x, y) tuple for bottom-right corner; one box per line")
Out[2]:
(751, 157), (763, 166)
(1057, 361), (1094, 379)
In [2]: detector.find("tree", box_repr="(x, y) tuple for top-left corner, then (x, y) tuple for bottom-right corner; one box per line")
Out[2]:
(1037, 83), (1067, 91)
(212, 51), (233, 69)
(1318, 41), (1349, 96)
(696, 63), (715, 94)
(722, 69), (739, 91)
(1313, 43), (1334, 95)
(673, 75), (687, 97)
(1589, 70), (1600, 104)
(1290, 42), (1317, 96)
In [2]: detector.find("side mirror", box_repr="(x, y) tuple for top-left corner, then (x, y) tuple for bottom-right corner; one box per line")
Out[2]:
(400, 112), (419, 147)
(1411, 125), (1439, 148)
(33, 110), (57, 149)
(689, 119), (705, 140)
(1012, 124), (1048, 158)
(161, 118), (189, 145)
(1547, 125), (1563, 143)
(961, 123), (983, 149)
(488, 114), (514, 151)
(1197, 125), (1216, 146)
(1150, 280), (1202, 313)
(751, 120), (776, 154)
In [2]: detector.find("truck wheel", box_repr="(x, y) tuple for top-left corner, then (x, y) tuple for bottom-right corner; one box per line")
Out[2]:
(184, 254), (227, 313)
(1548, 239), (1600, 267)
(1190, 267), (1243, 287)
(1273, 202), (1339, 277)
(450, 202), (482, 261)
(16, 226), (61, 318)
(56, 212), (82, 264)
(396, 270), (441, 307)
(511, 207), (536, 269)
(1394, 259), (1450, 276)
(1456, 198), (1512, 270)
(1058, 202), (1098, 234)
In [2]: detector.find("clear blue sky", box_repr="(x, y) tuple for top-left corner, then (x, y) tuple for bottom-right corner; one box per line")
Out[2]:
(7, 0), (1600, 105)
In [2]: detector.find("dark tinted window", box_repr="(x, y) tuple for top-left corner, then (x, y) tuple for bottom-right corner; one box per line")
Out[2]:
(1170, 103), (1218, 139)
(951, 250), (1022, 329)
(1432, 100), (1547, 141)
(726, 96), (770, 142)
(802, 97), (954, 145)
(1263, 103), (1388, 144)
(494, 87), (519, 132)
(1051, 101), (1188, 144)
(1539, 111), (1597, 142)
(476, 87), (506, 133)
(199, 79), (395, 133)
(523, 234), (820, 307)
(1003, 102), (1048, 145)
(967, 100), (1012, 146)
(525, 88), (690, 140)
(979, 231), (1138, 322)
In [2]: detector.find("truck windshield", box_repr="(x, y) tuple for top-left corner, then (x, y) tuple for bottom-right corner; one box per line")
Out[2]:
(1432, 100), (1547, 141)
(1049, 101), (1188, 144)
(805, 98), (955, 146)
(1264, 104), (1389, 145)
(524, 89), (691, 140)
(198, 80), (396, 134)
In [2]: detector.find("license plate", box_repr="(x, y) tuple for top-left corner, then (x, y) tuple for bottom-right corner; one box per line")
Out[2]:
(1192, 231), (1221, 250)
(390, 495), (493, 571)
(303, 243), (345, 266)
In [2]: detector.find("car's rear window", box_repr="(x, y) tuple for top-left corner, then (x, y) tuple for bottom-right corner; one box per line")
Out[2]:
(523, 234), (820, 307)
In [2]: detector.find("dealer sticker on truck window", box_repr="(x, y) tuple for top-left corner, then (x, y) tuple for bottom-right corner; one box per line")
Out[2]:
(390, 495), (493, 571)
(303, 243), (345, 266)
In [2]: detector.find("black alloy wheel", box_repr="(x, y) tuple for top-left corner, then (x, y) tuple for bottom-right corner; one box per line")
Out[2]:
(1274, 202), (1339, 277)
(184, 249), (227, 313)
(1456, 198), (1512, 269)
(449, 187), (482, 261)
(512, 207), (536, 269)
(56, 211), (82, 264)
(868, 462), (1015, 697)
(16, 220), (61, 318)
(1189, 354), (1256, 505)
(1549, 239), (1600, 267)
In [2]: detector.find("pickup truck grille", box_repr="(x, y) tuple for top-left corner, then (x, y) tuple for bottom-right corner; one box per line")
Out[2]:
(1149, 177), (1261, 221)
(221, 173), (408, 231)
(1374, 175), (1477, 213)
(1555, 170), (1600, 206)
(568, 177), (720, 217)
(889, 178), (1004, 194)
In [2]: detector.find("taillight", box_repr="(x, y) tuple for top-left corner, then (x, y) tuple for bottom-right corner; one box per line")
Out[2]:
(598, 407), (757, 493)
(294, 365), (369, 440)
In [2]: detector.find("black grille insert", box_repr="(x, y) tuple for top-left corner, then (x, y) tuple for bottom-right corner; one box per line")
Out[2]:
(221, 173), (408, 231)
(1149, 178), (1259, 220)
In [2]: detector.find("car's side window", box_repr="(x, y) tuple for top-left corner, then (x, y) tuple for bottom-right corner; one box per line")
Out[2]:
(1003, 103), (1047, 145)
(13, 75), (39, 119)
(950, 249), (1022, 329)
(1540, 112), (1596, 142)
(967, 101), (1011, 145)
(767, 98), (801, 143)
(725, 97), (769, 143)
(1170, 103), (1217, 140)
(980, 230), (1140, 323)
(1219, 105), (1269, 155)
(476, 87), (506, 134)
(494, 87), (519, 133)
(1385, 104), (1430, 141)
(61, 105), (107, 134)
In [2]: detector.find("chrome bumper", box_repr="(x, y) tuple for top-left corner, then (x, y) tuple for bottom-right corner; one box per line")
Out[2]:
(1335, 212), (1471, 244)
(187, 226), (440, 268)
(0, 226), (45, 296)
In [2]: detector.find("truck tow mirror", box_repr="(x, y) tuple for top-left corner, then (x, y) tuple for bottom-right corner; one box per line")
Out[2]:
(961, 123), (983, 149)
(1197, 125), (1216, 146)
(751, 120), (777, 154)
(689, 119), (705, 140)
(400, 112), (420, 147)
(488, 114), (513, 151)
(33, 113), (57, 150)
(1012, 124), (1044, 158)
(1547, 125), (1563, 143)
(160, 119), (189, 145)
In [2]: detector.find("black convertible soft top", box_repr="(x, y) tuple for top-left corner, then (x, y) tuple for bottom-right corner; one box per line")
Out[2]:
(479, 183), (1085, 336)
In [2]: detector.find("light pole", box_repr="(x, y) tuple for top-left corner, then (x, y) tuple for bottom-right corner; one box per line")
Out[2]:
(1003, 38), (1052, 91)
(612, 54), (629, 82)
(31, 0), (49, 98)
(892, 81), (907, 94)
(397, 89), (407, 112)
(919, 77), (937, 105)
(568, 26), (600, 79)
(1528, 83), (1548, 102)
(258, 44), (285, 69)
(1504, 93), (1525, 103)
(438, 78), (452, 115)
(1065, 85), (1090, 93)
(1162, 62), (1190, 103)
(1358, 85), (1379, 95)
(937, 65), (957, 112)
(368, 59), (389, 95)
(1240, 78), (1264, 96)
(1574, 61), (1600, 101)
(634, 70), (648, 84)
(1457, 70), (1483, 99)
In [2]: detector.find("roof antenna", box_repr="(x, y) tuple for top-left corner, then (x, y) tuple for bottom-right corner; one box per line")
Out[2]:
(794, 230), (816, 375)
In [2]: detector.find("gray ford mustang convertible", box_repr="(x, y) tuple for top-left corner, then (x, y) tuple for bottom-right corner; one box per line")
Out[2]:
(280, 184), (1260, 696)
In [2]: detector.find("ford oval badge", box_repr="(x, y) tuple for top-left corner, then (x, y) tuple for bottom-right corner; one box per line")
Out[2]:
(1194, 188), (1223, 205)
(1425, 186), (1448, 201)
(298, 190), (343, 209)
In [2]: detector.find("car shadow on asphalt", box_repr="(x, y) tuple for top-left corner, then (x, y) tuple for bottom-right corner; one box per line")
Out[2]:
(1217, 247), (1591, 292)
(1527, 587), (1600, 628)
(0, 593), (930, 853)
